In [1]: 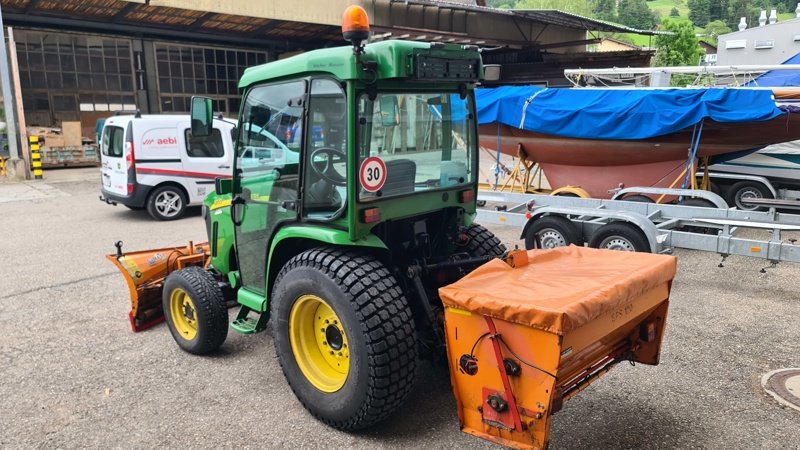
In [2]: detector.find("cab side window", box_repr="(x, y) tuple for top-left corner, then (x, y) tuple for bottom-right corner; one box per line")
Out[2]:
(184, 128), (224, 158)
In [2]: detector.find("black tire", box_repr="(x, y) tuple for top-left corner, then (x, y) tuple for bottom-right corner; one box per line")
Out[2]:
(623, 195), (654, 203)
(464, 223), (506, 258)
(271, 247), (417, 431)
(162, 266), (228, 355)
(589, 222), (650, 252)
(147, 185), (187, 220)
(678, 197), (716, 208)
(726, 181), (773, 211)
(524, 215), (581, 250)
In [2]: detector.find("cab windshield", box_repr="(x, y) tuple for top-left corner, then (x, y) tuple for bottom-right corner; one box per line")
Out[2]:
(357, 92), (475, 201)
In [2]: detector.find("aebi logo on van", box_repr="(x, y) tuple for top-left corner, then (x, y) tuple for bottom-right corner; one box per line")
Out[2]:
(142, 137), (178, 146)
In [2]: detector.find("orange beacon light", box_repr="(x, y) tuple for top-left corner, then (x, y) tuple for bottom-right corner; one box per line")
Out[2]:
(342, 5), (370, 49)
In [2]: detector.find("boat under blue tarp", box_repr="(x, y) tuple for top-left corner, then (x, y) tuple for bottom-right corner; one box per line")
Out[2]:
(475, 86), (784, 140)
(745, 52), (800, 88)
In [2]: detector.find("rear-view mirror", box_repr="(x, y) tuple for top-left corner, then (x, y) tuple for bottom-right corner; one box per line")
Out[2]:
(379, 96), (398, 127)
(215, 177), (232, 195)
(191, 96), (213, 137)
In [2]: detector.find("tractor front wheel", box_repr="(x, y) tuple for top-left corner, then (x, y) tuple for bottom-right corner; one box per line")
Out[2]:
(464, 223), (506, 258)
(162, 267), (228, 355)
(271, 247), (417, 430)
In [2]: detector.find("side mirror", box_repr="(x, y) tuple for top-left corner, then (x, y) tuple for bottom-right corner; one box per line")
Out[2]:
(230, 126), (238, 142)
(215, 177), (232, 195)
(191, 96), (213, 137)
(379, 96), (398, 127)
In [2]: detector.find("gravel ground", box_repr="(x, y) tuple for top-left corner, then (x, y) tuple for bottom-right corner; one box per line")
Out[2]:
(0, 169), (798, 449)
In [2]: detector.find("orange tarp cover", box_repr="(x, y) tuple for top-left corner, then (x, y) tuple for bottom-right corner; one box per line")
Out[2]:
(439, 246), (677, 336)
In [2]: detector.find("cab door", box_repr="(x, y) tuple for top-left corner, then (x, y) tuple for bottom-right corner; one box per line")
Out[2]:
(233, 80), (305, 296)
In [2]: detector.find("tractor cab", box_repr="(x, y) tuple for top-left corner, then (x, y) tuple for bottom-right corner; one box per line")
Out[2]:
(190, 26), (486, 333)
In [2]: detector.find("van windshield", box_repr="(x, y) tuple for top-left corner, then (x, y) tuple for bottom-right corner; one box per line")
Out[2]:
(357, 92), (474, 201)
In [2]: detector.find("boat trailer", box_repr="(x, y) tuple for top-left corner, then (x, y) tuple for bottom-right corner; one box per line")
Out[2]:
(477, 188), (800, 265)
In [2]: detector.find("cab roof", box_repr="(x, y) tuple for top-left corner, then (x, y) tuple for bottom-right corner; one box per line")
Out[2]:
(238, 40), (481, 88)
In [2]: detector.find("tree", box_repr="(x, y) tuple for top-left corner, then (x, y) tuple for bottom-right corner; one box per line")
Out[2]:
(654, 18), (705, 67)
(687, 0), (710, 26)
(592, 0), (617, 22)
(703, 20), (731, 44)
(725, 0), (759, 29)
(617, 0), (657, 29)
(670, 7), (680, 17)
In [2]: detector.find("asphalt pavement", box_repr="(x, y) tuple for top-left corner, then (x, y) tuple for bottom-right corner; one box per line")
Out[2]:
(0, 168), (798, 449)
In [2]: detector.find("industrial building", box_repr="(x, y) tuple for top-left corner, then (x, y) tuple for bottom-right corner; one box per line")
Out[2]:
(0, 0), (658, 145)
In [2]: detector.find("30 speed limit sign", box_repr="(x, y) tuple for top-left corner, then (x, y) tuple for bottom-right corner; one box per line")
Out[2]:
(359, 156), (387, 192)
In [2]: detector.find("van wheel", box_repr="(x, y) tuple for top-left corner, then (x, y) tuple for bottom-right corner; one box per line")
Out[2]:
(147, 186), (187, 220)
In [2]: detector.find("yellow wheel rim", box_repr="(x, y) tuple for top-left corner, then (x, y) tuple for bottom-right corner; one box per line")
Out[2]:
(169, 287), (198, 341)
(289, 294), (350, 393)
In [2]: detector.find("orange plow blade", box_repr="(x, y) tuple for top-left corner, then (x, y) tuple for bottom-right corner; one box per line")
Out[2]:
(107, 241), (210, 332)
(439, 246), (677, 449)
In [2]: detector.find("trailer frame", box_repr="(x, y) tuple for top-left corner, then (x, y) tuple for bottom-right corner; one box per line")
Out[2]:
(477, 188), (800, 264)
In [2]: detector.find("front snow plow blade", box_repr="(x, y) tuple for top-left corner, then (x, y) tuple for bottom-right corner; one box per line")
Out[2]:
(107, 241), (210, 332)
(439, 246), (676, 449)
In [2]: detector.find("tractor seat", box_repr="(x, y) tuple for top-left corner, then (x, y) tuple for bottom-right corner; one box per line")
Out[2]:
(380, 159), (416, 197)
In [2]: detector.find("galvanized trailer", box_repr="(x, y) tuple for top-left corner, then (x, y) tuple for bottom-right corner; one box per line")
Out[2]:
(477, 188), (800, 264)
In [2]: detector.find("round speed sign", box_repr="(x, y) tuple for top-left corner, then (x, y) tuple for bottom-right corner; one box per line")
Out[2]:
(359, 156), (387, 192)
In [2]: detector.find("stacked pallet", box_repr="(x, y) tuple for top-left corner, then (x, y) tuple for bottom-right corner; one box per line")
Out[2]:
(27, 122), (100, 168)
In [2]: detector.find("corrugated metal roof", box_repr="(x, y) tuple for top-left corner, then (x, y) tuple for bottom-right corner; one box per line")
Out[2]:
(511, 9), (671, 36)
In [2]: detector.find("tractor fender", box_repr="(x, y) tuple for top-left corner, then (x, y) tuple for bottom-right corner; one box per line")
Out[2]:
(254, 226), (389, 313)
(523, 206), (660, 253)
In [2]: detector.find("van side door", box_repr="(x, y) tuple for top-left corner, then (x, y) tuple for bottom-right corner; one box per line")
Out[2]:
(179, 120), (231, 203)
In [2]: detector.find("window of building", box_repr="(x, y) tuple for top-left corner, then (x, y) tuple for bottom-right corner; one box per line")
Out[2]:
(155, 43), (267, 116)
(184, 128), (225, 158)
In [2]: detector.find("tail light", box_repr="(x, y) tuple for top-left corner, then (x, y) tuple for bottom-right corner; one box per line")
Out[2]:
(361, 207), (381, 224)
(459, 189), (474, 204)
(127, 183), (134, 194)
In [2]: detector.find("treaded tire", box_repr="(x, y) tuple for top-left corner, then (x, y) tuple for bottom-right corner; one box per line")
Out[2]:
(726, 181), (773, 211)
(525, 215), (581, 250)
(162, 266), (228, 355)
(678, 197), (716, 208)
(589, 222), (650, 253)
(622, 195), (654, 203)
(147, 185), (187, 221)
(464, 223), (506, 257)
(271, 247), (417, 431)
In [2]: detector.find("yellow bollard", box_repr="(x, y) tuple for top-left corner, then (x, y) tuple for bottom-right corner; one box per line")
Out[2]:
(30, 136), (43, 180)
(0, 156), (6, 177)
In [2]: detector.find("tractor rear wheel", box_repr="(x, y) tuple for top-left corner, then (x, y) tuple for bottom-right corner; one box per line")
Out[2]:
(271, 247), (417, 430)
(162, 267), (228, 355)
(464, 223), (506, 258)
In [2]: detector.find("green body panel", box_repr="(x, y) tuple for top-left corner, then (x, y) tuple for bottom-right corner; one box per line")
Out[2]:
(204, 193), (236, 273)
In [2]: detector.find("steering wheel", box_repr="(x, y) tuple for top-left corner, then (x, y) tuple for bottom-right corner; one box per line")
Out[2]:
(309, 147), (347, 186)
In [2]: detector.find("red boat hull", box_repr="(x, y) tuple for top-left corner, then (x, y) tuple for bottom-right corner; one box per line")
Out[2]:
(479, 115), (800, 198)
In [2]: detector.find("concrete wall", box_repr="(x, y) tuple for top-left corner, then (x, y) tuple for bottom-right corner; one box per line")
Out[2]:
(717, 18), (800, 65)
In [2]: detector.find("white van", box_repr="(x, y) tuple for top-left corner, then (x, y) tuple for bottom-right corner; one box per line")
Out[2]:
(99, 114), (237, 220)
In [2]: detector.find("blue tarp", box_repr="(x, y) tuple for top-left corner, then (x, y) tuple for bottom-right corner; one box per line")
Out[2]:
(475, 86), (784, 140)
(745, 52), (800, 87)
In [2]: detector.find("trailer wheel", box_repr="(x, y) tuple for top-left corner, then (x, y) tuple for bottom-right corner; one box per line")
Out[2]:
(464, 223), (506, 257)
(524, 216), (581, 250)
(678, 198), (716, 208)
(271, 247), (417, 430)
(162, 267), (228, 355)
(726, 181), (773, 211)
(147, 185), (187, 220)
(589, 222), (649, 253)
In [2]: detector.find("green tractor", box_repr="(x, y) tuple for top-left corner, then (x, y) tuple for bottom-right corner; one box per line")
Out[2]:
(114, 8), (505, 431)
(109, 10), (677, 448)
